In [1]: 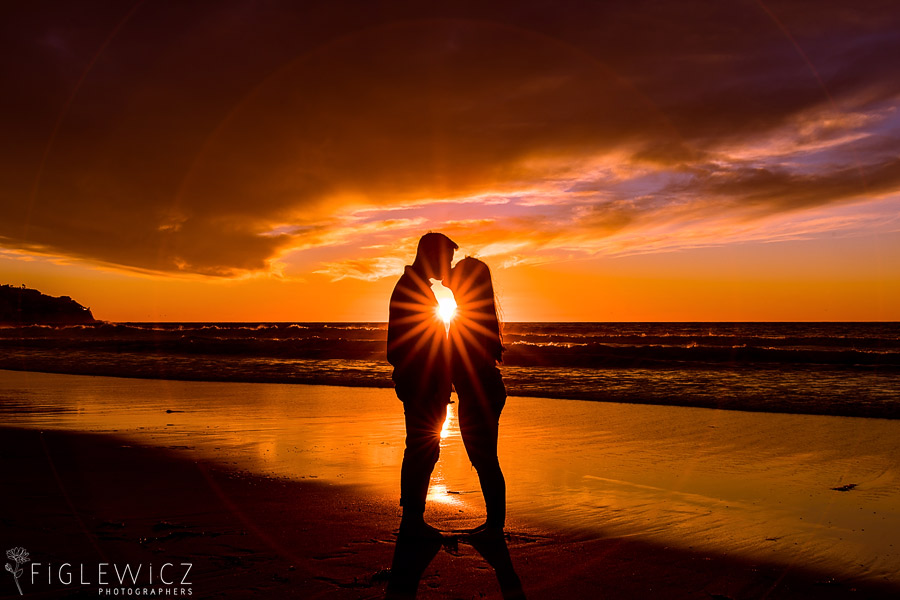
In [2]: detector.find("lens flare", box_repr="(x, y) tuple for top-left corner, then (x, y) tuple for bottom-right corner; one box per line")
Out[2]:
(437, 297), (457, 324)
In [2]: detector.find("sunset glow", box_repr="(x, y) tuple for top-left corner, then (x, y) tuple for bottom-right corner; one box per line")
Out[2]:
(4, 5), (900, 596)
(440, 403), (452, 440)
(1, 2), (899, 321)
(437, 297), (457, 325)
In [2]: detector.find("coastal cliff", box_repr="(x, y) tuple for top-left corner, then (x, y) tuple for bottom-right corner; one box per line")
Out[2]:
(0, 285), (98, 325)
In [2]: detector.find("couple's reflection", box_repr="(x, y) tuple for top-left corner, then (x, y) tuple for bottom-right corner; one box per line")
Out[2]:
(385, 529), (525, 599)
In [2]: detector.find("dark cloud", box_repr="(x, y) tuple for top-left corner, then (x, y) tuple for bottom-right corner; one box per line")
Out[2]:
(680, 156), (900, 216)
(1, 0), (899, 275)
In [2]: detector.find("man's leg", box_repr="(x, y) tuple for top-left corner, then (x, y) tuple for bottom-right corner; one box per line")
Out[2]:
(399, 398), (447, 533)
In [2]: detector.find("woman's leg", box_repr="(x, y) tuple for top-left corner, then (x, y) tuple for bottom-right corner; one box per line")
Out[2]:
(458, 394), (506, 529)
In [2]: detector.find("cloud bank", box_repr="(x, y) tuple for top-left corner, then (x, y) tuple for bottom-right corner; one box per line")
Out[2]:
(2, 0), (899, 278)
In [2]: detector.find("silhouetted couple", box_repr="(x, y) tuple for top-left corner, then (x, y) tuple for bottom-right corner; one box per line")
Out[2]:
(387, 232), (507, 539)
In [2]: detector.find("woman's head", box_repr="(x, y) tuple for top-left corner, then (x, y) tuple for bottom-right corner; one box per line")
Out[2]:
(448, 257), (493, 305)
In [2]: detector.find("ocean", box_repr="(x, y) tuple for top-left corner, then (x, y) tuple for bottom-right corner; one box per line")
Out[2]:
(1, 322), (898, 418)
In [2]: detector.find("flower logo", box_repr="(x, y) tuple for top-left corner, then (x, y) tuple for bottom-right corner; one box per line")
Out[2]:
(5, 547), (29, 596)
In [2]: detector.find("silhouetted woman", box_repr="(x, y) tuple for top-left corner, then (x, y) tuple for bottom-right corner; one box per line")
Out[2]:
(447, 257), (507, 534)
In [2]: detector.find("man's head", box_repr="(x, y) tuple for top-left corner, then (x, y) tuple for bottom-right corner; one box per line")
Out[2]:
(413, 232), (458, 281)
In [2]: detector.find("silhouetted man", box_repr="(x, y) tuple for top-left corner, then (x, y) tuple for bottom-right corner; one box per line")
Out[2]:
(387, 232), (458, 537)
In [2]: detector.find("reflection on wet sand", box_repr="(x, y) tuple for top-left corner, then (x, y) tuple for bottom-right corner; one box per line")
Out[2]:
(387, 529), (524, 599)
(385, 534), (443, 599)
(464, 530), (525, 599)
(3, 370), (900, 586)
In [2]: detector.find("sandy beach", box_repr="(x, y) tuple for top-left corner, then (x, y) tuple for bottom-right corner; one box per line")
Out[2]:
(2, 369), (899, 598)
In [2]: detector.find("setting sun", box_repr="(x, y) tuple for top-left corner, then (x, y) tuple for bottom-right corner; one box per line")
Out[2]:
(437, 297), (457, 324)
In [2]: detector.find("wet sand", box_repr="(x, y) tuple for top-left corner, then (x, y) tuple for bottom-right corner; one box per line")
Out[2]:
(2, 369), (899, 597)
(3, 427), (898, 599)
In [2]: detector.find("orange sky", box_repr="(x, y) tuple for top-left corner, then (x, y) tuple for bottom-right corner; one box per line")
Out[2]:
(2, 1), (899, 321)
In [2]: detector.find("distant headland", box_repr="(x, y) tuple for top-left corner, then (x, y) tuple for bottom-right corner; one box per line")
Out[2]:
(0, 285), (98, 325)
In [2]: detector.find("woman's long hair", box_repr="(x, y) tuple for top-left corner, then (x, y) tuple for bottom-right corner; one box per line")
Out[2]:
(449, 257), (504, 363)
